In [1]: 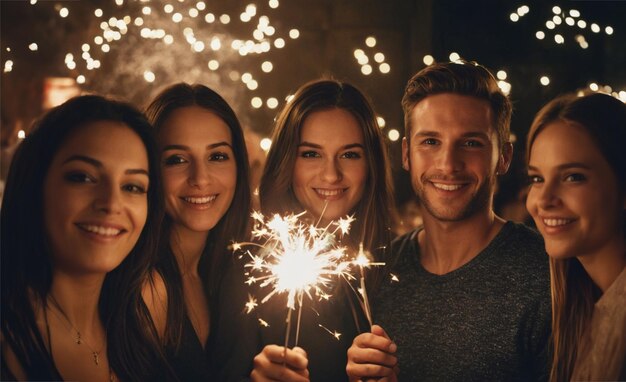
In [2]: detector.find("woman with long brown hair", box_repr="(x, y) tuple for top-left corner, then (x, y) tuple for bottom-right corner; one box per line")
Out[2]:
(526, 92), (626, 381)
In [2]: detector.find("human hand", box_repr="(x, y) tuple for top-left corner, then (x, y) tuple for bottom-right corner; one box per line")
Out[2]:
(346, 325), (398, 382)
(250, 345), (310, 382)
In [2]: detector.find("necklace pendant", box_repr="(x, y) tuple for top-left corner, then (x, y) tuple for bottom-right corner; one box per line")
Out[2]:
(93, 352), (99, 366)
(76, 331), (82, 345)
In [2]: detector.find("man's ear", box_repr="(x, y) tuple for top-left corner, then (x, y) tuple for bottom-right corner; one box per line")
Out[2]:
(402, 137), (410, 171)
(497, 142), (513, 175)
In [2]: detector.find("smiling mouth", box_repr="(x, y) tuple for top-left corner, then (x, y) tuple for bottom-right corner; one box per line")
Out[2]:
(314, 188), (346, 197)
(543, 218), (574, 227)
(76, 224), (123, 237)
(182, 195), (217, 204)
(431, 182), (466, 191)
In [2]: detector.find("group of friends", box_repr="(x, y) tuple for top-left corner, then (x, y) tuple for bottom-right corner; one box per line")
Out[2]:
(1, 60), (624, 382)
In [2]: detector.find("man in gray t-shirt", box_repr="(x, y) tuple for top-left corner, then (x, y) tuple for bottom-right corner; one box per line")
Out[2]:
(346, 61), (551, 381)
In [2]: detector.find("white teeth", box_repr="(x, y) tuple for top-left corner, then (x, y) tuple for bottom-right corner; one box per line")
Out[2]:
(432, 183), (463, 191)
(543, 218), (573, 227)
(81, 225), (121, 236)
(315, 189), (344, 196)
(184, 195), (216, 204)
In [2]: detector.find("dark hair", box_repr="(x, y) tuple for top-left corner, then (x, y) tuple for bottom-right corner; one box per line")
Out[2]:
(259, 79), (395, 258)
(145, 83), (251, 349)
(1, 95), (167, 380)
(526, 92), (626, 382)
(402, 60), (512, 148)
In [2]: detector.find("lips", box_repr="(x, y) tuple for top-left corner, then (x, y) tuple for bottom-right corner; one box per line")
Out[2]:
(76, 223), (125, 237)
(542, 218), (574, 227)
(313, 188), (347, 200)
(431, 182), (465, 191)
(182, 195), (217, 204)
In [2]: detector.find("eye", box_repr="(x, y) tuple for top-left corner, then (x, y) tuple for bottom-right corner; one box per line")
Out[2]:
(421, 138), (438, 146)
(209, 152), (230, 161)
(564, 173), (586, 182)
(300, 150), (320, 158)
(341, 151), (362, 159)
(527, 174), (543, 185)
(464, 140), (484, 148)
(163, 154), (187, 166)
(122, 183), (147, 194)
(64, 172), (96, 184)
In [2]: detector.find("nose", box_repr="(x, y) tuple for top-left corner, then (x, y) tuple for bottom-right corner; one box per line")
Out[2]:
(94, 181), (123, 214)
(320, 157), (342, 184)
(532, 179), (561, 210)
(436, 143), (463, 174)
(188, 161), (212, 188)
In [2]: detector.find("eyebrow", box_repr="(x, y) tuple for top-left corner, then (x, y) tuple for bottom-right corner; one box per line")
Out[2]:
(162, 141), (233, 151)
(62, 155), (149, 176)
(527, 162), (592, 172)
(298, 141), (365, 150)
(413, 131), (490, 139)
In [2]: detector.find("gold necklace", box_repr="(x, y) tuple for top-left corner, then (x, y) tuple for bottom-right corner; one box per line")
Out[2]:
(47, 294), (105, 366)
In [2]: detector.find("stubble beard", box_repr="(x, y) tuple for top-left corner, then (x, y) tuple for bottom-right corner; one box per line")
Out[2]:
(413, 172), (496, 222)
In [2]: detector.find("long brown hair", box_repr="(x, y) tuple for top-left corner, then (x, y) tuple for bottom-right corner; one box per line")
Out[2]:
(145, 83), (251, 350)
(526, 92), (626, 382)
(259, 79), (395, 258)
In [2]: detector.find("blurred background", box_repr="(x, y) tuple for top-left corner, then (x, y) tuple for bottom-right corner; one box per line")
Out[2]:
(2, 0), (625, 229)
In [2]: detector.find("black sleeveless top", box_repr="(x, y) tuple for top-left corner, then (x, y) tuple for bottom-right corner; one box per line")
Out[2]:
(167, 313), (212, 381)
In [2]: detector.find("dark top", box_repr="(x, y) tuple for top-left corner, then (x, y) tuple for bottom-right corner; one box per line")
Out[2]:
(167, 313), (212, 381)
(374, 222), (552, 381)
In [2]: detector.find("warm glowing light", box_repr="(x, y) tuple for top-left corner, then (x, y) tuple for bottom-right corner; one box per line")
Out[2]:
(164, 4), (174, 13)
(189, 8), (198, 18)
(354, 49), (365, 59)
(251, 97), (262, 108)
(565, 17), (575, 26)
(3, 60), (13, 73)
(193, 41), (205, 52)
(540, 76), (550, 86)
(589, 83), (599, 91)
(510, 13), (519, 22)
(102, 44), (110, 52)
(261, 61), (273, 73)
(76, 75), (86, 84)
(247, 80), (258, 90)
(577, 20), (587, 29)
(289, 29), (300, 39)
(518, 5), (529, 15)
(605, 26), (614, 35)
(95, 9), (103, 17)
(449, 52), (460, 62)
(269, 0), (279, 8)
(379, 63), (390, 74)
(618, 91), (626, 103)
(260, 138), (272, 151)
(498, 80), (511, 95)
(423, 55), (434, 65)
(241, 72), (252, 83)
(240, 13), (251, 22)
(267, 97), (279, 109)
(546, 21), (555, 29)
(554, 34), (564, 44)
(497, 70), (507, 80)
(30, 0), (37, 4)
(18, 130), (26, 139)
(220, 14), (231, 24)
(164, 35), (174, 44)
(205, 13), (215, 23)
(143, 70), (155, 83)
(28, 43), (38, 51)
(374, 52), (385, 63)
(274, 38), (285, 48)
(115, 0), (123, 5)
(365, 36), (377, 47)
(208, 60), (219, 70)
(134, 18), (144, 26)
(570, 9), (580, 17)
(172, 13), (183, 23)
(59, 7), (69, 18)
(210, 37), (221, 50)
(377, 116), (386, 128)
(553, 15), (562, 25)
(388, 129), (400, 141)
(357, 55), (368, 65)
(591, 23), (600, 33)
(552, 6), (561, 14)
(196, 2), (206, 11)
(361, 65), (372, 75)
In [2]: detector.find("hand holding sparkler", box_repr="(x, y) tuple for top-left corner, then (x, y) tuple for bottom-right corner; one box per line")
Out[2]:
(251, 345), (309, 382)
(346, 325), (398, 381)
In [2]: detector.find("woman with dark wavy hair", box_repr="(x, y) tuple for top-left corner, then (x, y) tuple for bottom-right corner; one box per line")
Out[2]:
(144, 83), (252, 380)
(526, 92), (626, 381)
(1, 95), (169, 381)
(248, 79), (396, 381)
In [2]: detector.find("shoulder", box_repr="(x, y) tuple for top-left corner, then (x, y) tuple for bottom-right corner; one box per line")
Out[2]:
(497, 222), (546, 260)
(141, 270), (169, 338)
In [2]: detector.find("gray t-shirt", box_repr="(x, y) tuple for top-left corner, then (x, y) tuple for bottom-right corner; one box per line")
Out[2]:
(374, 222), (551, 382)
